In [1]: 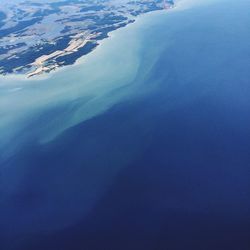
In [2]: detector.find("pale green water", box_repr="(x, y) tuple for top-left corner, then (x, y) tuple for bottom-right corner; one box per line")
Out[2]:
(0, 8), (163, 155)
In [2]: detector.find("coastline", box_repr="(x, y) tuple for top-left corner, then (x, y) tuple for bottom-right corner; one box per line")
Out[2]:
(0, 3), (176, 81)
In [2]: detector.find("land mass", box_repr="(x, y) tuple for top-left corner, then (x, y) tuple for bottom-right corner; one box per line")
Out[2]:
(0, 0), (174, 77)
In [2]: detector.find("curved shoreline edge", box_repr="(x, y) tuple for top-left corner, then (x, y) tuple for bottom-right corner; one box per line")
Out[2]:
(0, 1), (176, 80)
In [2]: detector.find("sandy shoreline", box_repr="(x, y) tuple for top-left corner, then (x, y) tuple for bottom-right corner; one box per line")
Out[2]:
(0, 3), (177, 82)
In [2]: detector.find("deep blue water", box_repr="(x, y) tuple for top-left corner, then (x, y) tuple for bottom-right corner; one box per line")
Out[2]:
(1, 0), (250, 249)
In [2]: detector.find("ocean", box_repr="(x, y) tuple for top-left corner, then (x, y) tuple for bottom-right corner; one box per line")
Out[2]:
(0, 0), (250, 249)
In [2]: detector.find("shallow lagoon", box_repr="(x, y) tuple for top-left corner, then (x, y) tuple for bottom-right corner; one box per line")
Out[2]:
(1, 0), (250, 249)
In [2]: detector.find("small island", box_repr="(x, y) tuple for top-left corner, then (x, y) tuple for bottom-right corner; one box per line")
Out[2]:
(0, 0), (174, 77)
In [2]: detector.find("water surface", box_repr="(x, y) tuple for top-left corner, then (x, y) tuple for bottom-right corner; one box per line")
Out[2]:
(1, 0), (250, 249)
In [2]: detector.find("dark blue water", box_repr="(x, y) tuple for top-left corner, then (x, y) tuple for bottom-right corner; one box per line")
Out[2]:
(1, 1), (250, 249)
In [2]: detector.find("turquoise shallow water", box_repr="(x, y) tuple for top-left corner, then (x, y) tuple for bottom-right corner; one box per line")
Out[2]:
(1, 0), (250, 249)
